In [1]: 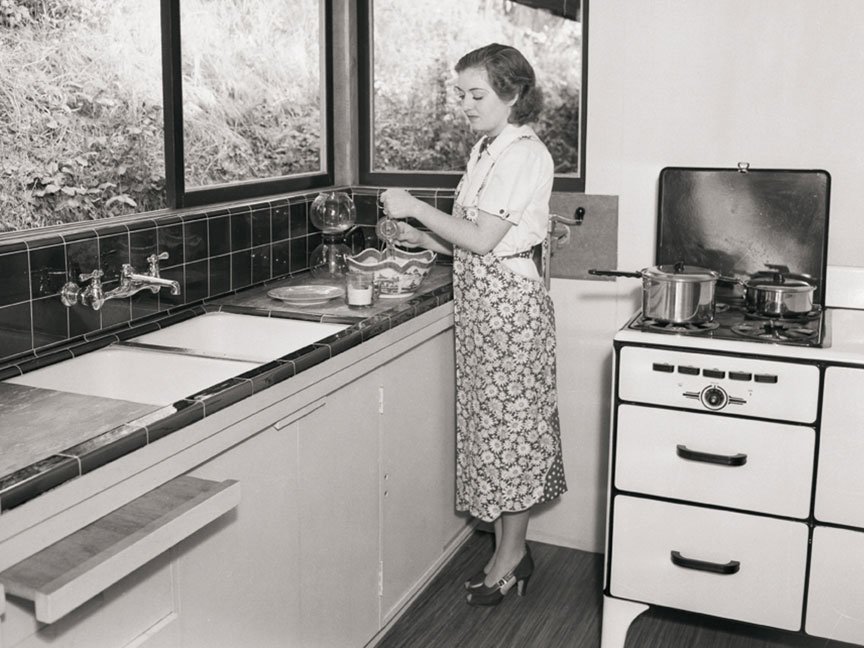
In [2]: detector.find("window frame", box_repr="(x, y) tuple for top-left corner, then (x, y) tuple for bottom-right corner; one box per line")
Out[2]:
(160, 0), (335, 210)
(356, 0), (588, 192)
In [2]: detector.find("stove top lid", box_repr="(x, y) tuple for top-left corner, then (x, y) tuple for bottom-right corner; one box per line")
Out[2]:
(656, 164), (830, 307)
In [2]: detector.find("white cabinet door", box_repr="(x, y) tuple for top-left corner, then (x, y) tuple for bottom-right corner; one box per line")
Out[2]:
(806, 525), (864, 644)
(610, 495), (809, 631)
(815, 366), (864, 527)
(379, 329), (464, 622)
(297, 377), (381, 648)
(179, 419), (303, 648)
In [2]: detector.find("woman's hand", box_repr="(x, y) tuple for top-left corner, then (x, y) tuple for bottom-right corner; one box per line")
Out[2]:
(380, 188), (420, 220)
(392, 221), (425, 248)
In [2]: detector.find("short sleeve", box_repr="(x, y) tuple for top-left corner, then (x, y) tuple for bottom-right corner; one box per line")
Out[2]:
(476, 140), (551, 225)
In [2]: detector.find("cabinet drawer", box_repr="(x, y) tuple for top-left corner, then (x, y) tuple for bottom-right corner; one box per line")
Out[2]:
(610, 496), (808, 630)
(806, 526), (864, 645)
(615, 405), (814, 517)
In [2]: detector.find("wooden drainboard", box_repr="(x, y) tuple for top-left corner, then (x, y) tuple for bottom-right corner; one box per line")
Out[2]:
(0, 475), (240, 624)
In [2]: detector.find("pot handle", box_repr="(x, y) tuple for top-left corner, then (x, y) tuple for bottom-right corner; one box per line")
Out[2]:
(717, 275), (744, 287)
(588, 269), (642, 278)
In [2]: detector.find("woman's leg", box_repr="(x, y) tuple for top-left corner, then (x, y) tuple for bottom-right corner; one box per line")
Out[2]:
(483, 509), (530, 586)
(482, 515), (503, 572)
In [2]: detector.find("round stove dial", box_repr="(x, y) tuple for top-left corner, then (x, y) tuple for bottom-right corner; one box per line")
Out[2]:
(700, 385), (728, 410)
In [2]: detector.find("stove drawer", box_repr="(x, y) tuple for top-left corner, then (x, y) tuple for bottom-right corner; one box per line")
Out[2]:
(618, 346), (819, 423)
(610, 496), (808, 631)
(615, 405), (814, 517)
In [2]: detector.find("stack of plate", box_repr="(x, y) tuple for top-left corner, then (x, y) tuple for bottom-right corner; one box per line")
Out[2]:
(266, 285), (344, 307)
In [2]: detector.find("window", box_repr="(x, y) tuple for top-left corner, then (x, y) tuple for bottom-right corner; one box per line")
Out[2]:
(358, 0), (586, 191)
(0, 1), (166, 232)
(0, 0), (333, 233)
(176, 0), (333, 206)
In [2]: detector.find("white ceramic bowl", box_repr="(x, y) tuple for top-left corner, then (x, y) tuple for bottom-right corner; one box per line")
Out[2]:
(347, 248), (437, 297)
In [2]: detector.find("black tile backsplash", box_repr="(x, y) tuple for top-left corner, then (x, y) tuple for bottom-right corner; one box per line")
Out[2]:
(209, 255), (231, 296)
(183, 215), (209, 264)
(157, 217), (184, 268)
(252, 207), (271, 247)
(207, 214), (230, 257)
(0, 186), (455, 367)
(289, 202), (308, 238)
(230, 207), (252, 251)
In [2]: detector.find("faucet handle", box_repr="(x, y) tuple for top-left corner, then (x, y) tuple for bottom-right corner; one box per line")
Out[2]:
(147, 252), (169, 276)
(78, 269), (105, 311)
(79, 269), (104, 283)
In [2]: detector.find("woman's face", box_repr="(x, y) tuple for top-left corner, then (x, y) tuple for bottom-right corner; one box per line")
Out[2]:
(455, 66), (516, 137)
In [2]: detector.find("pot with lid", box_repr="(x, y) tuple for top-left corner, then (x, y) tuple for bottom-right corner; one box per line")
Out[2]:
(589, 262), (720, 324)
(724, 271), (816, 317)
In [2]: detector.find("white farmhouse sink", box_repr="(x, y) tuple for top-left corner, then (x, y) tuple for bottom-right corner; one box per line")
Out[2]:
(6, 313), (349, 405)
(127, 312), (349, 362)
(7, 347), (258, 406)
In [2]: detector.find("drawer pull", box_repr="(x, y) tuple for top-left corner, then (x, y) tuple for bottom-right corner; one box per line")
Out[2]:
(670, 550), (741, 575)
(676, 444), (748, 466)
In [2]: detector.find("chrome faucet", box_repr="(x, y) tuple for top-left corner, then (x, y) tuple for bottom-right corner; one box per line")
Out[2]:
(107, 252), (181, 300)
(60, 252), (181, 311)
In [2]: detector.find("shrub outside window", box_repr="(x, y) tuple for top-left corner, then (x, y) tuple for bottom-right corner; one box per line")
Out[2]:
(0, 0), (166, 232)
(359, 0), (586, 191)
(0, 0), (333, 234)
(180, 0), (327, 191)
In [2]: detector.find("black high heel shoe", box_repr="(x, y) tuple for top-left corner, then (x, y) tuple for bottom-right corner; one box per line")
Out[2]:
(464, 569), (487, 590)
(465, 548), (534, 606)
(464, 544), (532, 590)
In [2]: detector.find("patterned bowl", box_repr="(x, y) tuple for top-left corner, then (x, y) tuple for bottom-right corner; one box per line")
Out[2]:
(347, 248), (437, 297)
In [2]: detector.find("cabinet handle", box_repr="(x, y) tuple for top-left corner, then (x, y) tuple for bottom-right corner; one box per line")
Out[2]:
(670, 550), (740, 575)
(676, 444), (747, 466)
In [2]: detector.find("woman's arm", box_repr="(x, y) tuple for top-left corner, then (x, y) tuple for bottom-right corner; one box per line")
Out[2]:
(393, 221), (454, 255)
(382, 189), (512, 255)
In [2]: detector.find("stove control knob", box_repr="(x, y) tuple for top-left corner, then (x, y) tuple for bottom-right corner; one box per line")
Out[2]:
(701, 386), (728, 410)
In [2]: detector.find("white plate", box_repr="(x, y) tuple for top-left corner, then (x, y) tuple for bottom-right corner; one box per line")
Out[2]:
(267, 285), (344, 306)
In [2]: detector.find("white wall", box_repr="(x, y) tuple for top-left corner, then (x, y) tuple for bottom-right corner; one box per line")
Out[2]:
(530, 0), (864, 552)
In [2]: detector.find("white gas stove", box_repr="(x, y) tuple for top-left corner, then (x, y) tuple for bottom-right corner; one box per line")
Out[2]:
(601, 165), (864, 647)
(602, 309), (864, 648)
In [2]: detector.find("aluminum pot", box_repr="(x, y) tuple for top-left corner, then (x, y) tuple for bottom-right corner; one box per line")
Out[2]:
(589, 262), (720, 324)
(743, 272), (815, 317)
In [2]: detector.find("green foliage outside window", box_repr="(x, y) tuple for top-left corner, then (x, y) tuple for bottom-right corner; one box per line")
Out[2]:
(1, 0), (166, 232)
(372, 0), (582, 174)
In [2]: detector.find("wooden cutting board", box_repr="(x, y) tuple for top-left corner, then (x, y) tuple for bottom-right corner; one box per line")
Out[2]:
(0, 383), (158, 477)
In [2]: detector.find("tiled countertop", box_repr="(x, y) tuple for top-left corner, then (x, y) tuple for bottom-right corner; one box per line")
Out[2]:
(0, 265), (453, 513)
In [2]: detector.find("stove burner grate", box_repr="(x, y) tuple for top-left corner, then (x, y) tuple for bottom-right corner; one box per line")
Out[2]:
(731, 320), (818, 342)
(638, 318), (720, 335)
(743, 307), (823, 323)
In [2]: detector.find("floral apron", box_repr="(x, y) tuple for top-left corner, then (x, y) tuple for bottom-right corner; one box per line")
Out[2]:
(452, 141), (567, 523)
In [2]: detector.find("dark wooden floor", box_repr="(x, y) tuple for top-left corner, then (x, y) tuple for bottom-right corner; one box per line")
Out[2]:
(375, 531), (857, 648)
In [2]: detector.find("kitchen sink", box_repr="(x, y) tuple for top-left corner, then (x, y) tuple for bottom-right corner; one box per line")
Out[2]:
(6, 313), (350, 405)
(125, 311), (349, 362)
(6, 346), (259, 406)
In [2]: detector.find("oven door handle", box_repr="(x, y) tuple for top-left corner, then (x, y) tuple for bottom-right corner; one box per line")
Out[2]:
(670, 550), (741, 575)
(676, 444), (748, 466)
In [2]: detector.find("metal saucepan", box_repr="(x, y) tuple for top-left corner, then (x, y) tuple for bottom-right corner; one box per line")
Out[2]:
(721, 271), (816, 317)
(589, 262), (720, 324)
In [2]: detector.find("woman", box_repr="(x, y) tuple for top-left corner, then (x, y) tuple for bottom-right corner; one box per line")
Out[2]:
(380, 43), (566, 607)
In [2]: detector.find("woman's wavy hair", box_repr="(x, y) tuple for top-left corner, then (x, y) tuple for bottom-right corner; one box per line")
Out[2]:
(455, 43), (543, 125)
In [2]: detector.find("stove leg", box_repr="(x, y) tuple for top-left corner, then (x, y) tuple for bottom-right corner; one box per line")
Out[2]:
(600, 595), (649, 648)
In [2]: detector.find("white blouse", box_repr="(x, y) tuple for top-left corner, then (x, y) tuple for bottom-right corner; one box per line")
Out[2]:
(456, 123), (554, 279)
